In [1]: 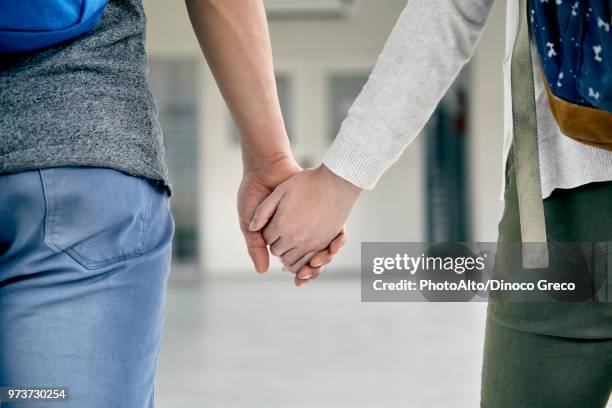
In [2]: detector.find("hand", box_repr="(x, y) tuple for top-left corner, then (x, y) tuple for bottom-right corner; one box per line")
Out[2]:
(291, 229), (346, 287)
(249, 165), (362, 276)
(238, 156), (346, 282)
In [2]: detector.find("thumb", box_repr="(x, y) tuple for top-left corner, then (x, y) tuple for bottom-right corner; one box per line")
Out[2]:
(249, 187), (284, 231)
(244, 230), (270, 273)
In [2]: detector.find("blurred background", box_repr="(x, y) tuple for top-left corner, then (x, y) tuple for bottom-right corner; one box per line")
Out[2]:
(144, 0), (507, 406)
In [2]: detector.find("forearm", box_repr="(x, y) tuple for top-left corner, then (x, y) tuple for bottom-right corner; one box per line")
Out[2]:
(323, 0), (495, 189)
(185, 0), (291, 171)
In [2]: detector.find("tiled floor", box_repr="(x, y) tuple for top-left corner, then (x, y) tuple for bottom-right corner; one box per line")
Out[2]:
(155, 273), (489, 407)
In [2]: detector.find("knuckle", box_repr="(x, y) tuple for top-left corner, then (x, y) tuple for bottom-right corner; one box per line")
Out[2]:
(286, 234), (300, 248)
(297, 236), (314, 249)
(262, 228), (275, 244)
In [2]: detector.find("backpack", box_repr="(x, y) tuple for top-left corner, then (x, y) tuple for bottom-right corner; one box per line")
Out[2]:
(511, 0), (611, 269)
(530, 0), (612, 149)
(0, 0), (108, 54)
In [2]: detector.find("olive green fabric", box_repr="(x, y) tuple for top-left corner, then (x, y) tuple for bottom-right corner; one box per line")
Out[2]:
(489, 150), (612, 337)
(481, 317), (612, 408)
(481, 150), (612, 407)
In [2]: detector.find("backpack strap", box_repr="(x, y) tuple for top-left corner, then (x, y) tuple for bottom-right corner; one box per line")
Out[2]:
(511, 0), (549, 269)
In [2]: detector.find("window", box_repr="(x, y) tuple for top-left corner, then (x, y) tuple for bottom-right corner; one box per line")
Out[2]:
(424, 78), (470, 242)
(328, 72), (369, 142)
(148, 57), (200, 263)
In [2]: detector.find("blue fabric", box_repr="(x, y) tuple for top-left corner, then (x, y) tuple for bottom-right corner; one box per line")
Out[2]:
(0, 0), (108, 53)
(529, 0), (612, 112)
(0, 168), (174, 407)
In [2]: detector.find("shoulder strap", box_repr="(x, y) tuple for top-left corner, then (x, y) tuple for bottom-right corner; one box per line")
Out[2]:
(511, 0), (549, 269)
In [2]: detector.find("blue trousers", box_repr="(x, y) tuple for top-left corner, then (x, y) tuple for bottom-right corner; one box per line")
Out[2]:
(0, 168), (174, 407)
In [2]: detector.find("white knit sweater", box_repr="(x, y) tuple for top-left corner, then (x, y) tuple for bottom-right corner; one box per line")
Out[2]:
(322, 0), (612, 199)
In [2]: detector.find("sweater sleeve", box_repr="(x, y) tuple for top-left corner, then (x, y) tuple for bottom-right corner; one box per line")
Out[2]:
(322, 0), (496, 189)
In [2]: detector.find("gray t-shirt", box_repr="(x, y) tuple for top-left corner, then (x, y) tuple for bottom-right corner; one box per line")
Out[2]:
(0, 0), (169, 189)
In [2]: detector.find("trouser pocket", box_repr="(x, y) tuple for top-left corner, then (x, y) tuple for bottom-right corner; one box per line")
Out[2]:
(40, 167), (172, 269)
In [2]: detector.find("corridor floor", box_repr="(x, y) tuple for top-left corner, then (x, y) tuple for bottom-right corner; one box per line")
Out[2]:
(155, 271), (489, 407)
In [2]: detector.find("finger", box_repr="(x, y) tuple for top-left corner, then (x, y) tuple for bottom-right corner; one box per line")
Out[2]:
(280, 247), (303, 267)
(269, 238), (293, 257)
(329, 231), (346, 255)
(249, 188), (284, 232)
(242, 230), (270, 273)
(309, 231), (346, 267)
(294, 275), (308, 287)
(309, 249), (330, 269)
(295, 264), (322, 280)
(309, 267), (322, 280)
(293, 267), (322, 287)
(287, 251), (317, 274)
(262, 224), (280, 245)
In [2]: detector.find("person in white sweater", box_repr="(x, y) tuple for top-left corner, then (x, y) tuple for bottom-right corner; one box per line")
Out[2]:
(250, 0), (612, 273)
(250, 0), (612, 405)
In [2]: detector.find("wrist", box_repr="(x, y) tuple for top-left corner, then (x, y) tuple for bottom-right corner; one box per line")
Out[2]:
(240, 120), (295, 174)
(243, 148), (294, 172)
(319, 164), (363, 199)
(243, 151), (301, 187)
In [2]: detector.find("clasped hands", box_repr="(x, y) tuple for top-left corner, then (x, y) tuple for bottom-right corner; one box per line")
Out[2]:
(238, 155), (361, 287)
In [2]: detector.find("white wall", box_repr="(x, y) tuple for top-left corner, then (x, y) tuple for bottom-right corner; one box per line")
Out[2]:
(144, 0), (506, 275)
(470, 0), (506, 242)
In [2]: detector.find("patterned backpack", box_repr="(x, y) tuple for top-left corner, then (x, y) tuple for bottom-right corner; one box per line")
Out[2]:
(530, 0), (611, 149)
(511, 0), (611, 269)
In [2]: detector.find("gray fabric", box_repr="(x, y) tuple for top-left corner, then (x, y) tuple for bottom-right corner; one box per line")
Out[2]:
(511, 0), (548, 269)
(0, 0), (169, 189)
(322, 0), (612, 198)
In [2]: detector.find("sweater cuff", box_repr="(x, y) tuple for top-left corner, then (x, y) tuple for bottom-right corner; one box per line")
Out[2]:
(322, 138), (388, 190)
